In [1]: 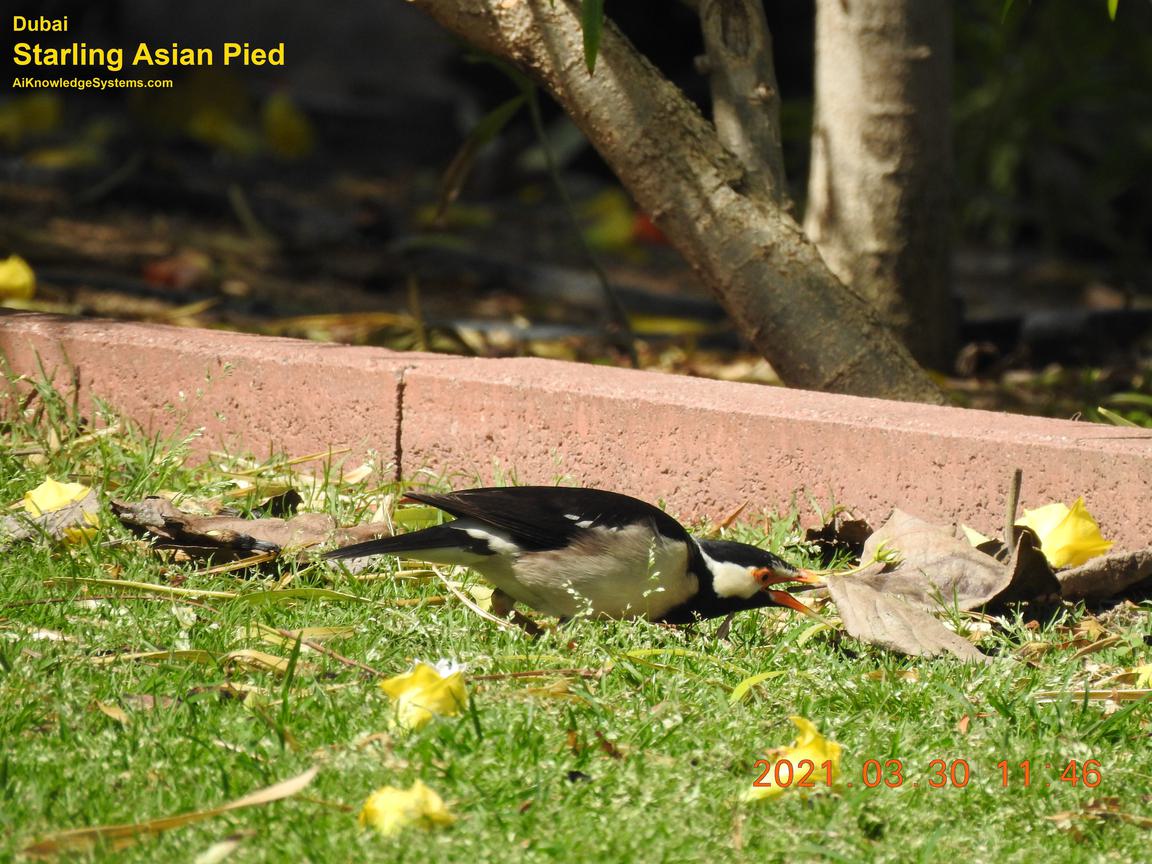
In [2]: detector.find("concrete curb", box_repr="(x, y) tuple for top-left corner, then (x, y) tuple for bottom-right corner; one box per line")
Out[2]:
(3, 311), (1150, 548)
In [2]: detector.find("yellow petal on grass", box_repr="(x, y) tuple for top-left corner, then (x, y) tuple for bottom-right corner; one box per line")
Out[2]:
(23, 478), (90, 515)
(0, 254), (36, 300)
(1134, 664), (1152, 689)
(379, 660), (467, 731)
(1017, 498), (1113, 568)
(358, 780), (456, 837)
(23, 477), (100, 542)
(744, 716), (841, 801)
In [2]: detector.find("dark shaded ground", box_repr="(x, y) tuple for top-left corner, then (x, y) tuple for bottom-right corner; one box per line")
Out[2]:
(3, 0), (1150, 423)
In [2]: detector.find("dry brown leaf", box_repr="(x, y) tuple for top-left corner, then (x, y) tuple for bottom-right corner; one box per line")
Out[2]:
(854, 510), (1058, 612)
(1048, 798), (1152, 830)
(22, 766), (317, 857)
(224, 649), (314, 677)
(91, 701), (131, 725)
(91, 649), (218, 667)
(824, 575), (990, 662)
(89, 649), (309, 677)
(121, 694), (178, 712)
(1058, 548), (1152, 601)
(1033, 688), (1152, 703)
(112, 496), (391, 563)
(805, 511), (874, 564)
(192, 829), (257, 864)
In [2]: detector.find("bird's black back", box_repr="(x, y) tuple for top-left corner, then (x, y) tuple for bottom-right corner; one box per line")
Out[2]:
(406, 486), (692, 552)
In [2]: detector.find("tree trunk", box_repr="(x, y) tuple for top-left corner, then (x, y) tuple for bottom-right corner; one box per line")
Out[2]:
(805, 0), (955, 370)
(409, 0), (943, 403)
(697, 0), (787, 207)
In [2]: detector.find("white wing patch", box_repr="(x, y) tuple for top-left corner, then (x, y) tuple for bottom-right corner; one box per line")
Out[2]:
(461, 525), (522, 556)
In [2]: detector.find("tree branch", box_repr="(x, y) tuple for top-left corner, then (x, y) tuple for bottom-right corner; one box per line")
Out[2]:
(696, 0), (787, 206)
(408, 0), (942, 403)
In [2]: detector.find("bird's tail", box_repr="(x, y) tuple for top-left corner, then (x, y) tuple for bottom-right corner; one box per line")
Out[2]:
(324, 524), (489, 566)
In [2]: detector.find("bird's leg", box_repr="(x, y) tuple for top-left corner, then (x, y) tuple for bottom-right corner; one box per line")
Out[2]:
(491, 588), (545, 637)
(714, 612), (736, 641)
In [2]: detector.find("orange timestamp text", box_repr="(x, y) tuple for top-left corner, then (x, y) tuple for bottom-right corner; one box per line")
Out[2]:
(752, 758), (1103, 790)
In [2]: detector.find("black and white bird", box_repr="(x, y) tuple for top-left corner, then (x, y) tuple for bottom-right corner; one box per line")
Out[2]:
(325, 486), (817, 624)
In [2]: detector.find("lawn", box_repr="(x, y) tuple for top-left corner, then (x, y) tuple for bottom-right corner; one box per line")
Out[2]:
(2, 383), (1150, 863)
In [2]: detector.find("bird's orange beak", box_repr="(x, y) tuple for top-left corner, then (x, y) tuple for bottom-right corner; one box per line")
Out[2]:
(752, 567), (822, 617)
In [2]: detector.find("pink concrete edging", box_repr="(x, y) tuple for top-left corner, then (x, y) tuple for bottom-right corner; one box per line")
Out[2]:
(3, 311), (1150, 549)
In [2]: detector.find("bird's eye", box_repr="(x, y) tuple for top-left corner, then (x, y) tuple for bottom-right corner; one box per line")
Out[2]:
(752, 567), (786, 587)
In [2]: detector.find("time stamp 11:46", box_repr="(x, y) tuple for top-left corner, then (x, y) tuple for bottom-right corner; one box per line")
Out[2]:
(752, 758), (1104, 790)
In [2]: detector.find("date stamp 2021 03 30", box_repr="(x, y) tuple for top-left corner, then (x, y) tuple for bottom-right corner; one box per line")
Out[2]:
(752, 758), (1104, 791)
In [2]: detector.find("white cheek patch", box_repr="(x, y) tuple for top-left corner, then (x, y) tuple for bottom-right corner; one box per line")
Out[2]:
(701, 550), (759, 599)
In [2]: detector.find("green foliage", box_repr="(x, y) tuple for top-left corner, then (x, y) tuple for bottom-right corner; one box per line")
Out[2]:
(4, 381), (1152, 860)
(580, 0), (606, 74)
(956, 1), (1152, 274)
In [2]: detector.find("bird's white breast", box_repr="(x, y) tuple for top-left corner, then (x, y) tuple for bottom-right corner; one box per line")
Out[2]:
(476, 524), (697, 619)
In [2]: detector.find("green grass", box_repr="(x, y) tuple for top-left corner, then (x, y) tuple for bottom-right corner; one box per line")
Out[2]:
(2, 381), (1151, 862)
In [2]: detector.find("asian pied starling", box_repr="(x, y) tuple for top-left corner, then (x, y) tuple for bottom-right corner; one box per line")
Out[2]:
(325, 486), (817, 624)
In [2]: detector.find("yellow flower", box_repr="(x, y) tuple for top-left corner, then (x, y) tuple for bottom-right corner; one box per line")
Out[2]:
(358, 780), (456, 836)
(745, 716), (841, 801)
(0, 254), (36, 300)
(1016, 498), (1112, 568)
(1133, 664), (1152, 689)
(23, 477), (100, 542)
(379, 660), (467, 731)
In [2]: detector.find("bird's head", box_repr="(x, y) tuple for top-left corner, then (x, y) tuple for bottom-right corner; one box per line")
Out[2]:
(697, 539), (820, 616)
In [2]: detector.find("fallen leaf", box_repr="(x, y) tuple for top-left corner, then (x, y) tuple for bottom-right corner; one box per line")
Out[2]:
(1058, 548), (1152, 601)
(594, 729), (625, 760)
(192, 829), (256, 864)
(1033, 689), (1152, 703)
(225, 649), (313, 677)
(23, 766), (317, 856)
(358, 780), (456, 836)
(1017, 498), (1113, 568)
(744, 717), (841, 801)
(729, 670), (788, 704)
(825, 575), (990, 662)
(92, 701), (131, 725)
(112, 496), (390, 563)
(853, 510), (1058, 612)
(805, 511), (873, 564)
(380, 660), (467, 731)
(1, 478), (102, 545)
(1048, 798), (1152, 830)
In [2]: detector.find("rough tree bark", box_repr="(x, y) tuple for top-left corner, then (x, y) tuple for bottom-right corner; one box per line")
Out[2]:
(697, 0), (787, 207)
(410, 0), (943, 403)
(805, 0), (955, 370)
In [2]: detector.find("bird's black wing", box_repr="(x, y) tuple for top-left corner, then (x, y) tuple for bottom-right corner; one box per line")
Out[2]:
(405, 486), (692, 552)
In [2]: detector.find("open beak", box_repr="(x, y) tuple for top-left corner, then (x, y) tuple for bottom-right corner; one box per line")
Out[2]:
(752, 567), (823, 617)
